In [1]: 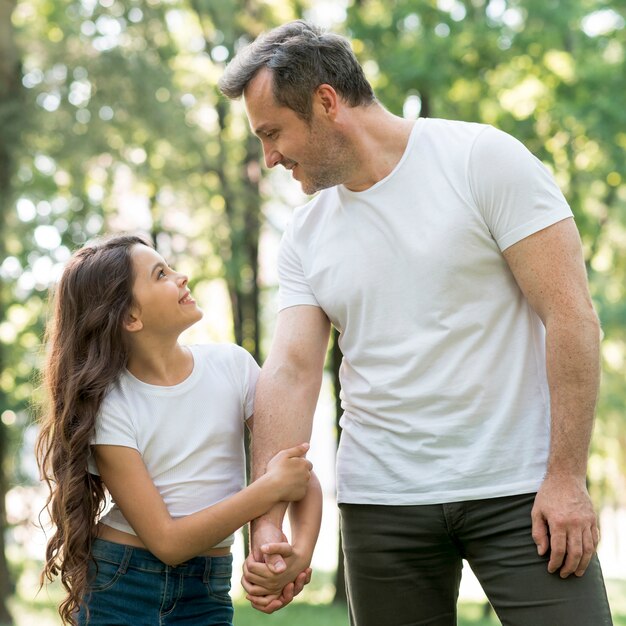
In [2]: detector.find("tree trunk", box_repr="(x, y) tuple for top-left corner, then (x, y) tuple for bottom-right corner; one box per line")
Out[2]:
(0, 0), (20, 621)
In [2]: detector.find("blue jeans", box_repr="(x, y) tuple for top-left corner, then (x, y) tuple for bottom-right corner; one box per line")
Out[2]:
(78, 538), (234, 626)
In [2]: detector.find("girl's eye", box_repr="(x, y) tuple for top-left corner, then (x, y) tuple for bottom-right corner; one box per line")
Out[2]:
(158, 269), (166, 279)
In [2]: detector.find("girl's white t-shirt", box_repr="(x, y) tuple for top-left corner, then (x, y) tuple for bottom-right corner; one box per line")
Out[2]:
(278, 118), (574, 506)
(88, 343), (259, 548)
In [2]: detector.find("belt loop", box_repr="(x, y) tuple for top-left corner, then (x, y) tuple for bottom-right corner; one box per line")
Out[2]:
(203, 557), (211, 583)
(119, 546), (133, 574)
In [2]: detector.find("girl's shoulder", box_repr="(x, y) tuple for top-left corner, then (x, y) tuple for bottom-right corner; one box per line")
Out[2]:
(190, 342), (257, 365)
(191, 343), (260, 392)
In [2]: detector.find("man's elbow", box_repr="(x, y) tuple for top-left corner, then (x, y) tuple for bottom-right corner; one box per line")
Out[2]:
(579, 303), (602, 341)
(263, 357), (322, 390)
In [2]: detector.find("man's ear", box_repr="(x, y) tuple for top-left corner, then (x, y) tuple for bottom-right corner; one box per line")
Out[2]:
(315, 83), (339, 119)
(123, 309), (143, 333)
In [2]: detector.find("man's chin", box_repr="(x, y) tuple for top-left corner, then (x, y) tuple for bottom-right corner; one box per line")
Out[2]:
(300, 178), (332, 195)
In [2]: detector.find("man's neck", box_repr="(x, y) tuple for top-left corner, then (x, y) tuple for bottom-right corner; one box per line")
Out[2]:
(341, 106), (415, 192)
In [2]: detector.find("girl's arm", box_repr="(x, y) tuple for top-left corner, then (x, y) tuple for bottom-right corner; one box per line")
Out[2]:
(93, 440), (311, 566)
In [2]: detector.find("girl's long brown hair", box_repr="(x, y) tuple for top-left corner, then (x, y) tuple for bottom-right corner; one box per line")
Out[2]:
(36, 235), (148, 625)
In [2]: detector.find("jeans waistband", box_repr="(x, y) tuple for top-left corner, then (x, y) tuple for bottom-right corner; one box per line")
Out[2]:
(90, 538), (233, 576)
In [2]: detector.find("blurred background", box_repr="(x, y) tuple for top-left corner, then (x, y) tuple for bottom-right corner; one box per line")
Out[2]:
(0, 0), (625, 624)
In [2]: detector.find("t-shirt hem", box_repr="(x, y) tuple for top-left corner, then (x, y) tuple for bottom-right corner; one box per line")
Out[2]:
(337, 479), (544, 506)
(497, 211), (572, 251)
(277, 298), (321, 312)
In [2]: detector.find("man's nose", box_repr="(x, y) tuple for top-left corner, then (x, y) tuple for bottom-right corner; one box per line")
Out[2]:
(263, 145), (282, 169)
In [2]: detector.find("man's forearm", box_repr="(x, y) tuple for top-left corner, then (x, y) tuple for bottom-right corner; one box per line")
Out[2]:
(251, 358), (326, 533)
(544, 311), (601, 479)
(252, 362), (324, 480)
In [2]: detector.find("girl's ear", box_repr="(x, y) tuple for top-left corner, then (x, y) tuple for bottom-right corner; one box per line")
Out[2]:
(123, 309), (143, 333)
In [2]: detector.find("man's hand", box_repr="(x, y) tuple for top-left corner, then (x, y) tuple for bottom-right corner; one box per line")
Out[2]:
(532, 474), (599, 578)
(251, 517), (289, 573)
(245, 519), (312, 613)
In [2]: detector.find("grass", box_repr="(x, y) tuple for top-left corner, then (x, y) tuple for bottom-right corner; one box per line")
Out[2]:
(9, 561), (626, 626)
(233, 600), (500, 626)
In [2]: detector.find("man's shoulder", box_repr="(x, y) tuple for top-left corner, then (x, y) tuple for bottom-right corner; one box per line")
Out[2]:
(421, 117), (491, 142)
(289, 187), (339, 230)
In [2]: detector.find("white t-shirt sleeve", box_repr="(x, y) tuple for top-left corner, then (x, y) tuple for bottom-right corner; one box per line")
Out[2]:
(88, 400), (138, 475)
(231, 345), (261, 420)
(468, 126), (573, 251)
(277, 224), (320, 311)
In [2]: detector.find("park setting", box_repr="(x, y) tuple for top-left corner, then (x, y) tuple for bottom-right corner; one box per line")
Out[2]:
(1, 0), (625, 624)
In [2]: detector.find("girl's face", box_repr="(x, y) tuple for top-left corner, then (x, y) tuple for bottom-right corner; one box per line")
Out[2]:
(127, 244), (203, 336)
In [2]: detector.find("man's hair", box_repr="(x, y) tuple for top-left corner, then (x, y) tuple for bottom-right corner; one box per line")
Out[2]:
(218, 20), (375, 120)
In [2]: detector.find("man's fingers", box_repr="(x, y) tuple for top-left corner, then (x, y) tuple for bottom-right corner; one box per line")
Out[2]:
(531, 509), (550, 556)
(559, 532), (584, 578)
(259, 540), (293, 574)
(592, 523), (600, 549)
(261, 542), (294, 557)
(244, 558), (283, 581)
(547, 527), (567, 573)
(574, 528), (595, 577)
(264, 551), (287, 573)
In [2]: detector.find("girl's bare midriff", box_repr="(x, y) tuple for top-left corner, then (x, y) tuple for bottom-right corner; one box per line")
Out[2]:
(96, 523), (231, 557)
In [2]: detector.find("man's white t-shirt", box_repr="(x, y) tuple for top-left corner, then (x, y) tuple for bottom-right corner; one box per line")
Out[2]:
(278, 118), (573, 506)
(88, 343), (260, 547)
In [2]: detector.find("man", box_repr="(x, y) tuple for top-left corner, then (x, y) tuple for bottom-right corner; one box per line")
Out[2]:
(218, 20), (613, 625)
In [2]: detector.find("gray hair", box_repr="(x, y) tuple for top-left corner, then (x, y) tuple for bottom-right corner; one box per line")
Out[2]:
(218, 20), (375, 120)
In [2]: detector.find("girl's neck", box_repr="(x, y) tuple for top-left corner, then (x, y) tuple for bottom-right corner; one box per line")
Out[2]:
(126, 340), (193, 386)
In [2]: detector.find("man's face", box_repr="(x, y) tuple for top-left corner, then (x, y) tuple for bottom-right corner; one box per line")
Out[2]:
(243, 68), (353, 194)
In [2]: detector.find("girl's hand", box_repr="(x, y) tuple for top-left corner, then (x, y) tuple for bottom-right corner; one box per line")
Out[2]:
(265, 443), (312, 502)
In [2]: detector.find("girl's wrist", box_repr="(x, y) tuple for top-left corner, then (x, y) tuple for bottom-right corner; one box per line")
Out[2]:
(252, 474), (282, 508)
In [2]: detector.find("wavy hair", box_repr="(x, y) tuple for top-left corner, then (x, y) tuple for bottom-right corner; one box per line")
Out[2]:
(36, 234), (149, 625)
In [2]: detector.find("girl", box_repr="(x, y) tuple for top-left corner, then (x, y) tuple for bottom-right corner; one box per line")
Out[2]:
(36, 235), (322, 625)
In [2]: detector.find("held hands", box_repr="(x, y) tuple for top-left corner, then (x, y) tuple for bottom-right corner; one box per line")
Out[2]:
(242, 542), (312, 613)
(265, 443), (312, 502)
(532, 474), (599, 578)
(242, 518), (312, 613)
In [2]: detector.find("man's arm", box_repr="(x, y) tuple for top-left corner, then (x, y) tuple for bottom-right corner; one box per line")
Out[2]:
(251, 304), (331, 569)
(502, 216), (601, 578)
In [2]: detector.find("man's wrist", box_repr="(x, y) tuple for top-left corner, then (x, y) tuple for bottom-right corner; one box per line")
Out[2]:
(253, 505), (288, 530)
